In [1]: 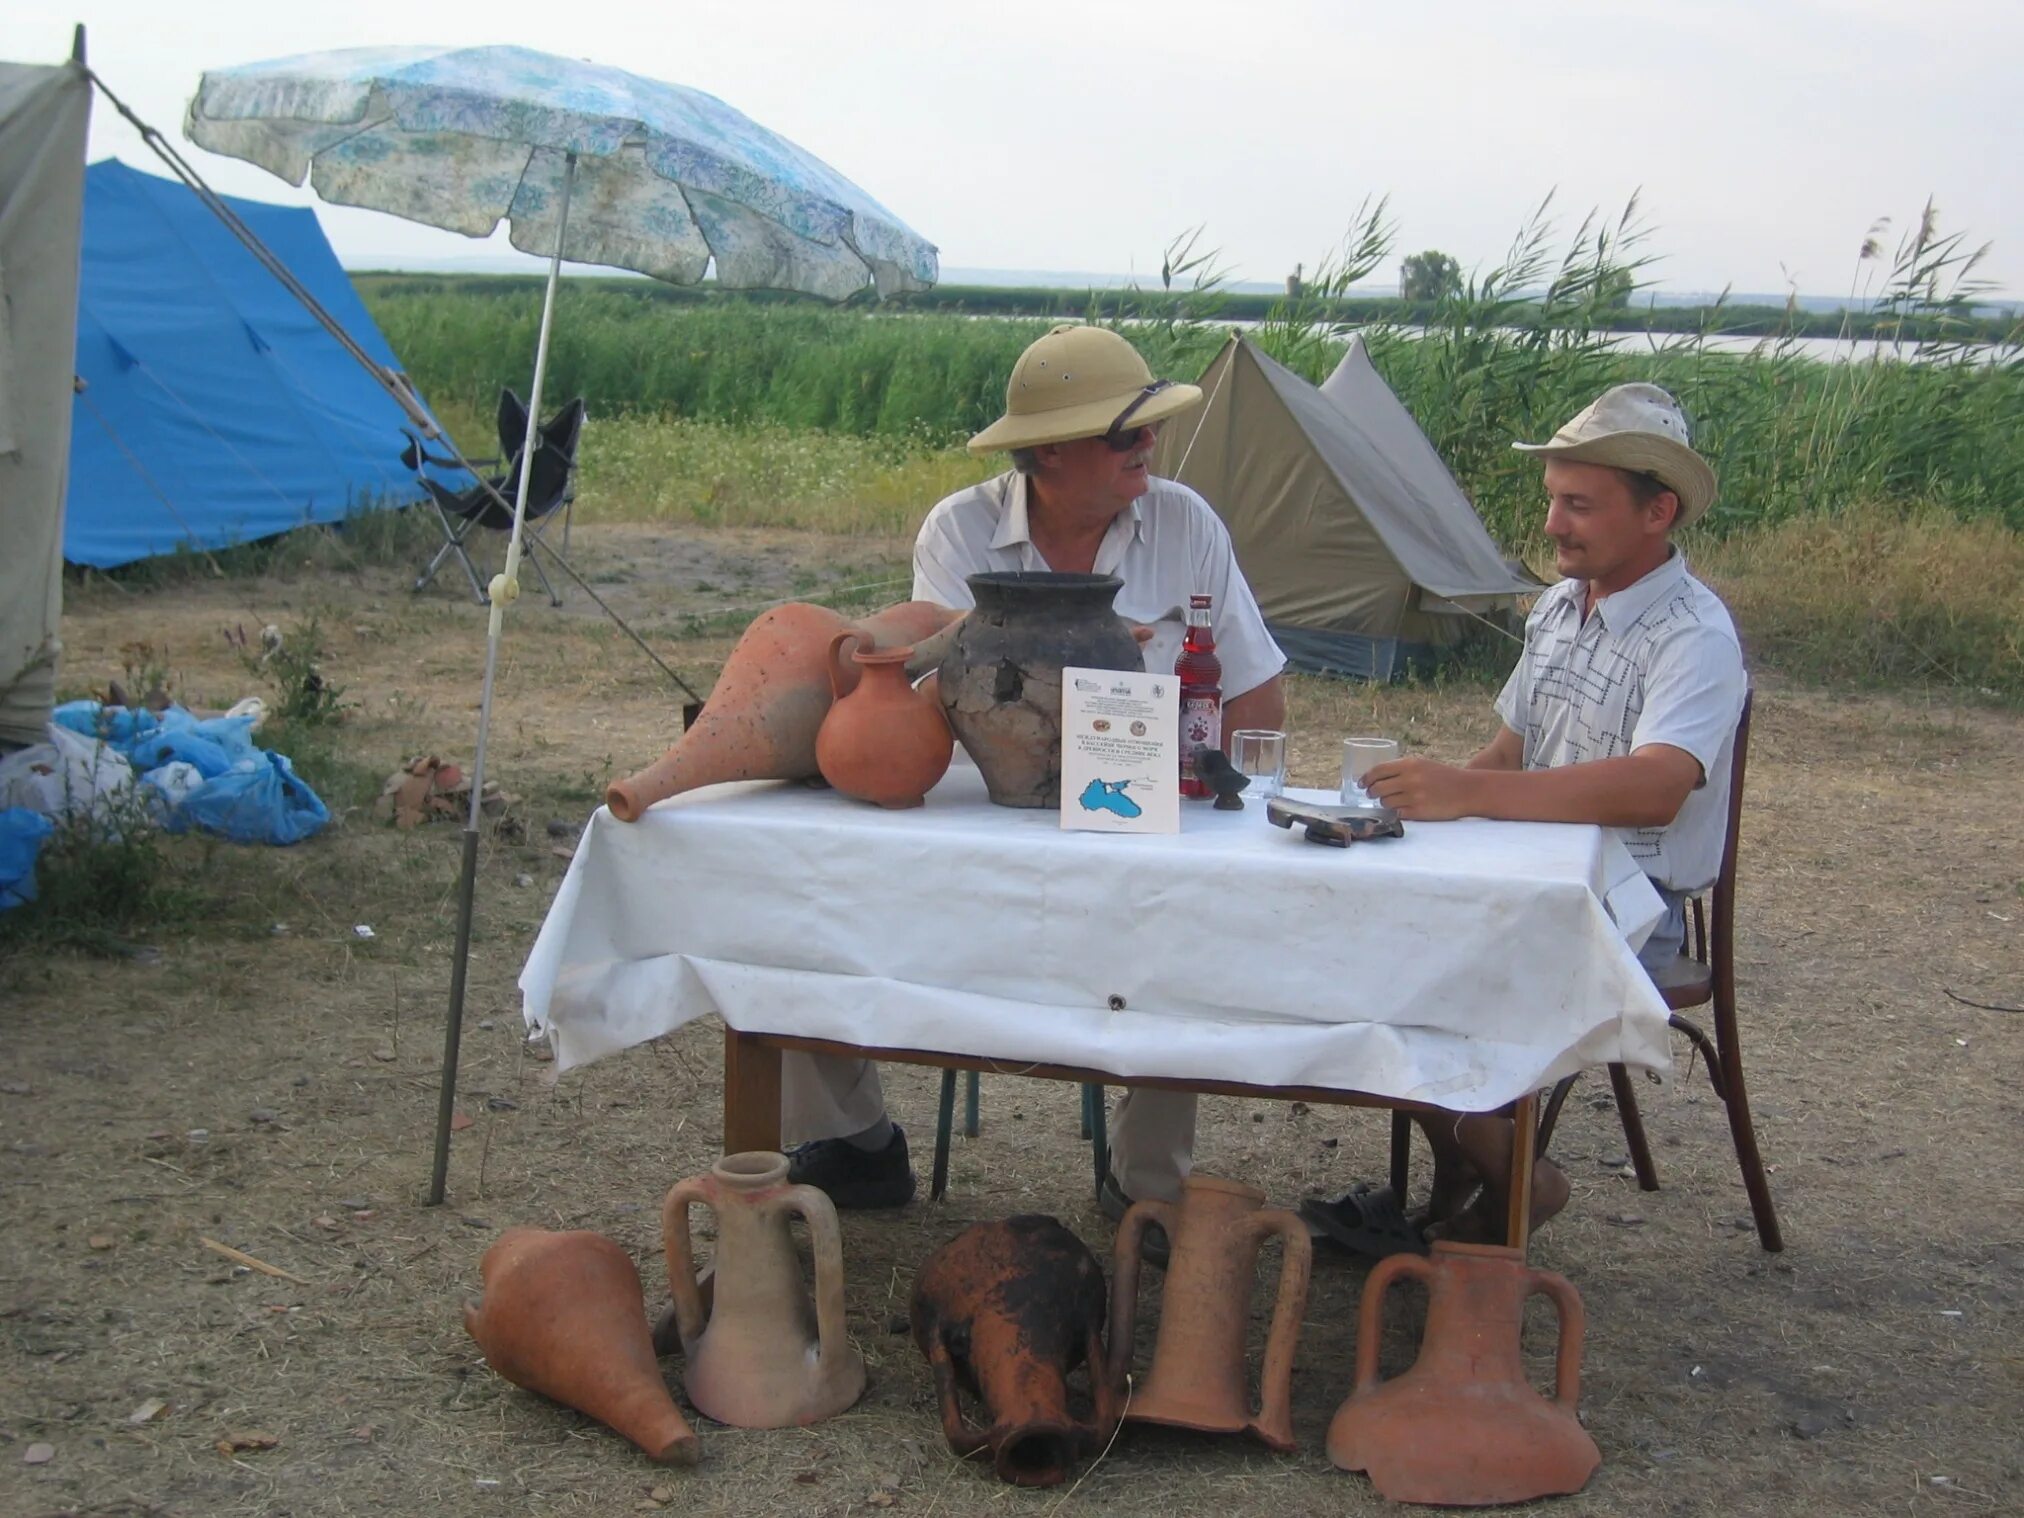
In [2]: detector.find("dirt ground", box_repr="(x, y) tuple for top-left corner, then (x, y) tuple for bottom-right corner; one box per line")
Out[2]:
(3, 523), (2020, 1518)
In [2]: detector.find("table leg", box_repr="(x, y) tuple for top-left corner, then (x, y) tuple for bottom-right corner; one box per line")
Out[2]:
(722, 1028), (782, 1154)
(1504, 1093), (1538, 1256)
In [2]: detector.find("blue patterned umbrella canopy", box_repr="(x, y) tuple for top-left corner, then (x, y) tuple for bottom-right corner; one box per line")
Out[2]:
(186, 44), (937, 298)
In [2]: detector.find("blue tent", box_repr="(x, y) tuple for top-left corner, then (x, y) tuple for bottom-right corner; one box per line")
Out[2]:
(66, 160), (444, 568)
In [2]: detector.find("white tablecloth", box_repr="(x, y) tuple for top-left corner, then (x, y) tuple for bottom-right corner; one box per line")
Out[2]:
(521, 767), (1673, 1112)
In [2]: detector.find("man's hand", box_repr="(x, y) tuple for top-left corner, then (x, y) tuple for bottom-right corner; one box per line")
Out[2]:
(1362, 757), (1479, 821)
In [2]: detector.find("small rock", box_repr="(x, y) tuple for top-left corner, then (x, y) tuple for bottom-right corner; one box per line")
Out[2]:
(614, 1201), (640, 1215)
(462, 1216), (492, 1229)
(371, 1047), (396, 1063)
(1289, 1101), (1310, 1116)
(313, 1215), (341, 1231)
(486, 1096), (518, 1112)
(352, 1210), (377, 1222)
(1608, 1214), (1646, 1227)
(291, 1075), (311, 1088)
(1320, 1137), (1339, 1149)
(886, 1314), (910, 1335)
(546, 818), (572, 838)
(1598, 1155), (1629, 1169)
(127, 1398), (168, 1425)
(353, 924), (375, 940)
(449, 1111), (475, 1132)
(186, 1129), (210, 1144)
(249, 1108), (278, 1125)
(648, 1486), (673, 1504)
(0, 1078), (31, 1096)
(478, 1019), (496, 1032)
(1790, 1413), (1831, 1440)
(146, 1129), (172, 1140)
(513, 873), (534, 888)
(1251, 1111), (1265, 1123)
(337, 1197), (370, 1211)
(88, 1233), (115, 1250)
(23, 1442), (55, 1465)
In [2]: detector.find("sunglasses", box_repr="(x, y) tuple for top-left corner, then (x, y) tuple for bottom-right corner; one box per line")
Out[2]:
(1101, 380), (1174, 451)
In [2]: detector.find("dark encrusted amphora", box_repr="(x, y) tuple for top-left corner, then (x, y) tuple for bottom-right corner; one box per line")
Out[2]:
(911, 1215), (1124, 1486)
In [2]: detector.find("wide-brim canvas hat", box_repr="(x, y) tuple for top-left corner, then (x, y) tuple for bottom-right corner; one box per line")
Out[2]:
(968, 323), (1203, 455)
(1511, 383), (1718, 527)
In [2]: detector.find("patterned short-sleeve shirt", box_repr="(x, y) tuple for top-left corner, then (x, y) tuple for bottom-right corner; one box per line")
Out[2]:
(1495, 551), (1745, 891)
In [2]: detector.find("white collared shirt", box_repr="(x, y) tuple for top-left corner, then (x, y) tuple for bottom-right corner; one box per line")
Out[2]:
(912, 471), (1286, 699)
(1494, 550), (1746, 892)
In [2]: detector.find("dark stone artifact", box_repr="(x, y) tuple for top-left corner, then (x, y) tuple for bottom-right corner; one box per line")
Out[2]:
(1327, 1239), (1601, 1504)
(1109, 1173), (1311, 1451)
(911, 1215), (1125, 1487)
(937, 572), (1143, 808)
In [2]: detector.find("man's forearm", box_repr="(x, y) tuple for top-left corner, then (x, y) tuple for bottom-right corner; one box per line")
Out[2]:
(1453, 753), (1691, 828)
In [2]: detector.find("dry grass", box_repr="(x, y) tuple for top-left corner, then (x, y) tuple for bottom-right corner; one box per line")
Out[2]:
(2, 525), (2020, 1517)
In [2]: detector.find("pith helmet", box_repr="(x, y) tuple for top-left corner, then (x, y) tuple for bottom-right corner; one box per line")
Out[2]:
(967, 324), (1203, 456)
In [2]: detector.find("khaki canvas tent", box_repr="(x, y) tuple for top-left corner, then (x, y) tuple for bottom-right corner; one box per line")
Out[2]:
(0, 41), (89, 746)
(1152, 332), (1538, 679)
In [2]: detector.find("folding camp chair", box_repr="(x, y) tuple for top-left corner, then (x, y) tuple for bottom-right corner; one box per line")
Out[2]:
(405, 389), (586, 605)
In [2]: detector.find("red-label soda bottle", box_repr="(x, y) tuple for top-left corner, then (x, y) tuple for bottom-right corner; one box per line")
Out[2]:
(1175, 592), (1222, 799)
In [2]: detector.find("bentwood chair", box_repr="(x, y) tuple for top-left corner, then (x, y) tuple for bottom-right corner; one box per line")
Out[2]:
(1390, 689), (1783, 1251)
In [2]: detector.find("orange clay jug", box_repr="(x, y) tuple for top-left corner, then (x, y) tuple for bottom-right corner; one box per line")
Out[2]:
(816, 630), (954, 808)
(1327, 1240), (1601, 1505)
(1108, 1174), (1311, 1451)
(662, 1151), (866, 1428)
(463, 1227), (699, 1465)
(605, 599), (959, 821)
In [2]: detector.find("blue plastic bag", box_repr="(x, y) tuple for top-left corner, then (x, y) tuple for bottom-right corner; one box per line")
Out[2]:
(169, 752), (330, 846)
(0, 807), (57, 910)
(127, 712), (259, 779)
(53, 699), (160, 746)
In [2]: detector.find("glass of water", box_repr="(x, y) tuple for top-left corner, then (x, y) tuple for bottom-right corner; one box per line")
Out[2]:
(1229, 729), (1287, 800)
(1341, 736), (1401, 805)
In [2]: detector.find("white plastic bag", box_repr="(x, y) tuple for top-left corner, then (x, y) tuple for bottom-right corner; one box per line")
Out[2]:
(139, 760), (206, 822)
(0, 723), (136, 818)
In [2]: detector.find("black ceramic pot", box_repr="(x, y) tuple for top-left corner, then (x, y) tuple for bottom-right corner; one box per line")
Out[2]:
(938, 572), (1144, 807)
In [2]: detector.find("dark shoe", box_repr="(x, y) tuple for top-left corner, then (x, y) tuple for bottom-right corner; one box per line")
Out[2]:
(785, 1124), (916, 1209)
(1299, 1182), (1428, 1260)
(1097, 1171), (1170, 1268)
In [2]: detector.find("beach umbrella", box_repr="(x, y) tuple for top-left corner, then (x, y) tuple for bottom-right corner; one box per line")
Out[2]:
(185, 45), (939, 1203)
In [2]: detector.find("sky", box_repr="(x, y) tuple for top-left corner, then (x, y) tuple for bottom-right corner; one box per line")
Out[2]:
(22, 0), (2023, 298)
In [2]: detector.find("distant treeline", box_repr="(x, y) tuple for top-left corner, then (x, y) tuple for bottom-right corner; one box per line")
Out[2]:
(352, 272), (2020, 344)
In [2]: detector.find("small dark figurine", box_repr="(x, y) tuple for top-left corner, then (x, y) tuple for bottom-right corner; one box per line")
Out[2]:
(1193, 746), (1251, 810)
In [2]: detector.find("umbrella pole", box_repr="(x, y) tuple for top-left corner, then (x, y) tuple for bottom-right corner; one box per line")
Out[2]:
(429, 153), (578, 1206)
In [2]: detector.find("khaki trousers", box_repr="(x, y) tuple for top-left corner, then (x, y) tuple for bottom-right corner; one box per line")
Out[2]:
(780, 1051), (1197, 1202)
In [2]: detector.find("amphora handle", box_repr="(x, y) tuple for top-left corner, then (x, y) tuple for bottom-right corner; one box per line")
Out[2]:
(661, 1176), (715, 1352)
(1248, 1207), (1314, 1439)
(1526, 1265), (1587, 1410)
(1352, 1250), (1434, 1394)
(1105, 1198), (1175, 1389)
(780, 1183), (854, 1371)
(827, 630), (867, 701)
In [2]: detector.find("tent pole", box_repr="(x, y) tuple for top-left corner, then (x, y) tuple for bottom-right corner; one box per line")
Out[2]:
(428, 153), (577, 1206)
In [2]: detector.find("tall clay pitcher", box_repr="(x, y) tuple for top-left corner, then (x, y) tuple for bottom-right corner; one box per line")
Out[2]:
(1326, 1239), (1600, 1505)
(662, 1151), (866, 1428)
(816, 631), (954, 809)
(1109, 1174), (1312, 1451)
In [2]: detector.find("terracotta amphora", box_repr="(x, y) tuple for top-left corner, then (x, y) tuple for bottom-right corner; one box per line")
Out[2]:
(816, 631), (954, 809)
(1326, 1240), (1600, 1505)
(463, 1227), (699, 1465)
(911, 1216), (1125, 1487)
(605, 599), (960, 821)
(1108, 1174), (1312, 1451)
(662, 1151), (866, 1428)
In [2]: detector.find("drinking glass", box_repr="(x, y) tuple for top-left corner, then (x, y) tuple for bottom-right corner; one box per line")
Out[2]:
(1229, 729), (1287, 800)
(1341, 736), (1401, 805)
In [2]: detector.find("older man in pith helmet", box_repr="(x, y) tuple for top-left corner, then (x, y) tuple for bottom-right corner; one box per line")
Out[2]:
(1307, 383), (1747, 1255)
(780, 324), (1288, 1227)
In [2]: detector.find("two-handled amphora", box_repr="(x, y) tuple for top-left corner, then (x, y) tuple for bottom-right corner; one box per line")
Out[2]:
(1327, 1239), (1600, 1505)
(1109, 1174), (1312, 1451)
(662, 1151), (866, 1428)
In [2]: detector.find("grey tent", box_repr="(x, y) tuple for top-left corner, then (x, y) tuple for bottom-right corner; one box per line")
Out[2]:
(1152, 333), (1538, 679)
(0, 40), (89, 746)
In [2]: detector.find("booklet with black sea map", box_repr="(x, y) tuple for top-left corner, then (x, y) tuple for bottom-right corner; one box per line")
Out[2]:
(1058, 666), (1180, 834)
